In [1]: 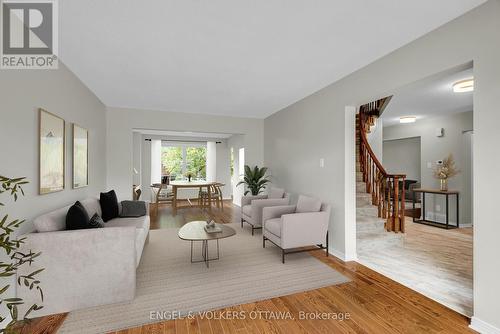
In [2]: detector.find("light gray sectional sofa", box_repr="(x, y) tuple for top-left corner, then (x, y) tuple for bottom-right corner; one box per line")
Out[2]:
(16, 198), (150, 317)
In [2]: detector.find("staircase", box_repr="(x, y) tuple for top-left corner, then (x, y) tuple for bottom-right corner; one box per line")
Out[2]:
(355, 98), (406, 251)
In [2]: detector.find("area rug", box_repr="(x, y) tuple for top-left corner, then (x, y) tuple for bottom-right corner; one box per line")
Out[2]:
(59, 223), (349, 333)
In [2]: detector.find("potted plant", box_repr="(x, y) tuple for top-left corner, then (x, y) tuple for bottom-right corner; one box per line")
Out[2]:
(433, 154), (460, 191)
(237, 165), (271, 195)
(0, 176), (44, 333)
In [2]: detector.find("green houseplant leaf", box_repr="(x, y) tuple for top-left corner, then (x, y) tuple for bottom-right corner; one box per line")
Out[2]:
(0, 176), (44, 333)
(236, 165), (271, 196)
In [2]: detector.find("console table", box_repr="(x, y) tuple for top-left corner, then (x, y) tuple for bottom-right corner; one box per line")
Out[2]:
(412, 188), (459, 229)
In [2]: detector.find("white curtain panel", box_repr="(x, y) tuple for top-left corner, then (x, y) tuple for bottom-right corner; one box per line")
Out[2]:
(206, 141), (216, 182)
(150, 139), (162, 184)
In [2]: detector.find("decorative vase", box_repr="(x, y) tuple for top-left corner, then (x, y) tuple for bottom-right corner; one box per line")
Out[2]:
(188, 175), (192, 182)
(440, 179), (448, 191)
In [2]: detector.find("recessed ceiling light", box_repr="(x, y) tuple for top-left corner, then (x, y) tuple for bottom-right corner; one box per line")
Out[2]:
(453, 78), (474, 93)
(400, 116), (416, 124)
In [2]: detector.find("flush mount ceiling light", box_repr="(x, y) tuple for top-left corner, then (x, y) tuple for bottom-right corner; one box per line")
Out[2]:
(400, 116), (416, 124)
(452, 78), (474, 93)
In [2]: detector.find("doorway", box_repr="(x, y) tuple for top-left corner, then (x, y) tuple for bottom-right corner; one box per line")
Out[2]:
(354, 64), (474, 316)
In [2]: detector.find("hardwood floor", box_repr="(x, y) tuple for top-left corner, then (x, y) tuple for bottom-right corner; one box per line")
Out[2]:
(20, 201), (475, 334)
(149, 200), (238, 230)
(358, 218), (473, 316)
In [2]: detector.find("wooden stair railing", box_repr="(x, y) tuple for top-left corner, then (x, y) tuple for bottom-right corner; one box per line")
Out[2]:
(358, 97), (406, 233)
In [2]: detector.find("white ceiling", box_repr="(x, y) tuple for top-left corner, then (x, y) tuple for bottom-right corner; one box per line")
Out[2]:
(381, 67), (473, 127)
(60, 1), (485, 118)
(132, 129), (234, 139)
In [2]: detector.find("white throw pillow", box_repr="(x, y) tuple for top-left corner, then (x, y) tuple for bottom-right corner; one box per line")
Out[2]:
(268, 188), (285, 199)
(34, 206), (69, 232)
(296, 195), (322, 213)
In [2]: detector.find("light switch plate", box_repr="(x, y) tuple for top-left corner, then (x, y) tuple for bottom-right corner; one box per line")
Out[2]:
(427, 162), (432, 169)
(319, 158), (325, 168)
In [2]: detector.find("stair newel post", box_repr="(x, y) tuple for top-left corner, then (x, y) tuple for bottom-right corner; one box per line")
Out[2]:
(393, 176), (400, 232)
(400, 176), (406, 233)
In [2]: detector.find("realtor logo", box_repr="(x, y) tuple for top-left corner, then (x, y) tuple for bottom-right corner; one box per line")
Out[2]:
(1, 0), (58, 69)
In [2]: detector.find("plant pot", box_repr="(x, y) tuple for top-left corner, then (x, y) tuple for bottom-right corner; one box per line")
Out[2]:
(440, 179), (448, 191)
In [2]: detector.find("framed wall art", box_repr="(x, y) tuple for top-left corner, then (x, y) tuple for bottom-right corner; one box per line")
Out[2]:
(72, 124), (88, 188)
(39, 109), (65, 194)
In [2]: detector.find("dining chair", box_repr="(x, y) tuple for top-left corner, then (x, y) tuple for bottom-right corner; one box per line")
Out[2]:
(151, 183), (174, 213)
(199, 183), (225, 210)
(133, 184), (142, 201)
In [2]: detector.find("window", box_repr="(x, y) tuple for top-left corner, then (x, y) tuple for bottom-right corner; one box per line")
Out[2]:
(161, 145), (206, 180)
(161, 146), (183, 178)
(186, 147), (207, 179)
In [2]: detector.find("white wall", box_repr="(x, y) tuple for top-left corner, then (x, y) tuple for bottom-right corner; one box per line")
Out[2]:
(141, 137), (152, 200)
(384, 111), (472, 224)
(263, 1), (500, 329)
(367, 117), (384, 162)
(132, 132), (142, 185)
(215, 140), (232, 199)
(106, 108), (263, 202)
(383, 137), (421, 182)
(228, 135), (245, 206)
(0, 63), (107, 233)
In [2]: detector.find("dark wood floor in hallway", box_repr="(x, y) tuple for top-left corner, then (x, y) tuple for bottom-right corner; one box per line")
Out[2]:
(20, 201), (475, 334)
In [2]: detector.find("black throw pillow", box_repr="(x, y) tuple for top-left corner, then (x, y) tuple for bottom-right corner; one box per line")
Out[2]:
(66, 201), (90, 230)
(89, 213), (105, 228)
(100, 190), (119, 222)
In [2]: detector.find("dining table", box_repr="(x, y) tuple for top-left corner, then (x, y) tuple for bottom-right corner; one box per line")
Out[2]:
(169, 180), (215, 215)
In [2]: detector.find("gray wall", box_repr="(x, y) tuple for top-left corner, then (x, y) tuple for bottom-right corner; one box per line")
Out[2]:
(0, 62), (106, 322)
(263, 1), (500, 329)
(383, 137), (421, 182)
(384, 111), (473, 225)
(0, 63), (107, 234)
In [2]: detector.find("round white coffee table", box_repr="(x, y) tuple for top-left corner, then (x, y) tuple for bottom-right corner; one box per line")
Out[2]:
(178, 221), (236, 267)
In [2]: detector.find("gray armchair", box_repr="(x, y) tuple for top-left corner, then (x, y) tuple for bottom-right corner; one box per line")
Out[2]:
(241, 188), (290, 235)
(262, 195), (331, 263)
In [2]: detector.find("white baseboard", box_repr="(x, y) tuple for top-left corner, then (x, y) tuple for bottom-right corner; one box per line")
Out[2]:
(328, 248), (358, 262)
(470, 317), (500, 334)
(345, 252), (358, 262)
